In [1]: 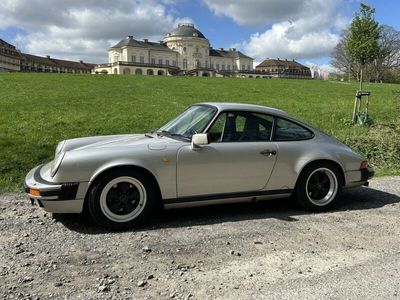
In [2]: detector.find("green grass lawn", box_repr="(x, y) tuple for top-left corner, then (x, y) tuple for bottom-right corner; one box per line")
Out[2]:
(0, 73), (399, 192)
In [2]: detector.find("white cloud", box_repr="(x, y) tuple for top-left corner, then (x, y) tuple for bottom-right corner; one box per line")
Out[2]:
(204, 0), (350, 62)
(0, 0), (184, 62)
(244, 20), (341, 60)
(203, 0), (304, 27)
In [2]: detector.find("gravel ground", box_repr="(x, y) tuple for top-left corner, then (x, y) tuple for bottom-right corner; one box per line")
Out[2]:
(1, 177), (400, 300)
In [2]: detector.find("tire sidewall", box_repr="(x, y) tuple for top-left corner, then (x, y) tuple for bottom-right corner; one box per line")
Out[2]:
(88, 170), (156, 230)
(296, 162), (343, 212)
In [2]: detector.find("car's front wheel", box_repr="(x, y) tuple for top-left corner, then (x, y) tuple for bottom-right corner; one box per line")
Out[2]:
(296, 162), (343, 211)
(88, 170), (156, 230)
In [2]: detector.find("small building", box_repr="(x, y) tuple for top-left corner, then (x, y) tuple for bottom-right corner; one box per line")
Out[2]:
(0, 39), (21, 72)
(256, 59), (311, 79)
(20, 54), (95, 73)
(94, 23), (254, 77)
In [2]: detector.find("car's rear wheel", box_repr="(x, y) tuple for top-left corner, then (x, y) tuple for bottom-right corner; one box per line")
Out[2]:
(88, 170), (156, 230)
(296, 162), (343, 211)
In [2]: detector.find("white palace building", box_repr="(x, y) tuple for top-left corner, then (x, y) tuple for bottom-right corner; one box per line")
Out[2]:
(94, 23), (255, 77)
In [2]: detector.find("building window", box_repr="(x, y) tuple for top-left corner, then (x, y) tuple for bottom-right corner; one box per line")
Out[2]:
(140, 56), (145, 63)
(183, 47), (187, 53)
(172, 60), (176, 66)
(114, 55), (119, 62)
(227, 65), (231, 71)
(247, 65), (251, 70)
(196, 47), (199, 53)
(210, 63), (214, 69)
(242, 65), (245, 70)
(132, 56), (136, 62)
(166, 59), (170, 65)
(216, 64), (219, 70)
(158, 59), (162, 65)
(151, 58), (156, 64)
(183, 59), (188, 69)
(222, 64), (225, 70)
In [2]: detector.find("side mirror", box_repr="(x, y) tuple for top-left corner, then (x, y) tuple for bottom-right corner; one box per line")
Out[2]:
(191, 133), (209, 150)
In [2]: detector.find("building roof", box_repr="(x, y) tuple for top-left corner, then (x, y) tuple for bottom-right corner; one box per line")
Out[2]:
(166, 23), (206, 39)
(0, 38), (17, 49)
(110, 36), (176, 52)
(209, 48), (253, 60)
(21, 53), (95, 70)
(0, 39), (21, 58)
(256, 59), (309, 69)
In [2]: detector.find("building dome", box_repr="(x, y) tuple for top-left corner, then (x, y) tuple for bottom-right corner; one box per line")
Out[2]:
(166, 23), (206, 39)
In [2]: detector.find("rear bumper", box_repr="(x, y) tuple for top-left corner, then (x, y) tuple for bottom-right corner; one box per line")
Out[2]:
(361, 167), (375, 181)
(24, 165), (84, 213)
(345, 167), (374, 188)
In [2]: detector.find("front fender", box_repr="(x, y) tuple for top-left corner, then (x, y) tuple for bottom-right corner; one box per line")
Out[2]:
(89, 159), (158, 183)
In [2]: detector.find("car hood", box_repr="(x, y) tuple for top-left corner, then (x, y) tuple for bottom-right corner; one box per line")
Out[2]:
(62, 134), (172, 153)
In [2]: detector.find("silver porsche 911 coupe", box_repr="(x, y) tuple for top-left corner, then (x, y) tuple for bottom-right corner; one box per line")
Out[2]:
(24, 103), (374, 229)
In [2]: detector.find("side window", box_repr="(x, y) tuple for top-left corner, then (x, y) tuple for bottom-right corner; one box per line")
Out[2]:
(208, 112), (273, 142)
(208, 113), (227, 142)
(238, 113), (273, 142)
(235, 115), (246, 133)
(274, 118), (313, 141)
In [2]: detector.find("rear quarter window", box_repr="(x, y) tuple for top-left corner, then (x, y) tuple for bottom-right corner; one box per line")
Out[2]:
(274, 118), (314, 141)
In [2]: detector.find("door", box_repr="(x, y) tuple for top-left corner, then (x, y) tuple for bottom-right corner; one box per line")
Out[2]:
(177, 111), (278, 197)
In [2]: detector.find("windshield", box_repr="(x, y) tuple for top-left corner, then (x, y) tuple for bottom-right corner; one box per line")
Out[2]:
(158, 105), (217, 139)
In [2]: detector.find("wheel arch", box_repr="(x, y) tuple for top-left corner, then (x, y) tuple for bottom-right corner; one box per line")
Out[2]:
(84, 164), (162, 208)
(296, 159), (346, 188)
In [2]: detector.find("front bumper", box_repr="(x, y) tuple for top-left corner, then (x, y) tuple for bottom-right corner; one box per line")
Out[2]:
(24, 165), (84, 213)
(345, 166), (374, 188)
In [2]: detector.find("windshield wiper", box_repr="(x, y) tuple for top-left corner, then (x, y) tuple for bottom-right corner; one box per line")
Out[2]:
(144, 130), (159, 138)
(157, 130), (190, 141)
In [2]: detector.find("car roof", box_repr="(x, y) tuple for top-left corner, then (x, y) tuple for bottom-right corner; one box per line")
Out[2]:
(197, 102), (289, 117)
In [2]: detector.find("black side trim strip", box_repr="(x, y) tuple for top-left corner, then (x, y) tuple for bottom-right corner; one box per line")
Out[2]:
(164, 189), (294, 204)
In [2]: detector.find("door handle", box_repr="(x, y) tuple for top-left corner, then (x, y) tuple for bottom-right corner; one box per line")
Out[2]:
(260, 149), (277, 156)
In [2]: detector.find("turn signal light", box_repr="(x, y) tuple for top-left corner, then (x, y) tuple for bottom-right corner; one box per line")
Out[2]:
(360, 161), (369, 169)
(29, 188), (41, 196)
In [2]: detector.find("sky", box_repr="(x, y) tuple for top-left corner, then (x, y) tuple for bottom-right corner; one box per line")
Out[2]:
(0, 0), (399, 69)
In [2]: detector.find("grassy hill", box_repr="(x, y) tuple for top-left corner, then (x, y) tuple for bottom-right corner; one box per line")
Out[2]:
(0, 73), (399, 192)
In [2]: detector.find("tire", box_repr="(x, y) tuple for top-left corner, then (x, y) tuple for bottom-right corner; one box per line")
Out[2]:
(295, 162), (343, 212)
(88, 169), (156, 230)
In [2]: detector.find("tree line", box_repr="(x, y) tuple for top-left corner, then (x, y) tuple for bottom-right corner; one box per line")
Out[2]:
(331, 4), (400, 84)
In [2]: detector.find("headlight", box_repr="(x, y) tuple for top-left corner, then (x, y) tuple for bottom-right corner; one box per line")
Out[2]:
(55, 140), (66, 155)
(50, 141), (66, 177)
(50, 152), (65, 177)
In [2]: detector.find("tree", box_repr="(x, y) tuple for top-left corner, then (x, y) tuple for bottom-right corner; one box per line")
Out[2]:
(370, 25), (400, 82)
(346, 3), (380, 90)
(331, 32), (361, 81)
(331, 26), (400, 83)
